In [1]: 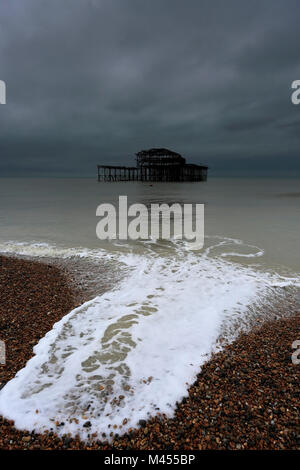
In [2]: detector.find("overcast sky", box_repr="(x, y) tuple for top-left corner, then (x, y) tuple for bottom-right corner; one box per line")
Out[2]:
(0, 0), (300, 176)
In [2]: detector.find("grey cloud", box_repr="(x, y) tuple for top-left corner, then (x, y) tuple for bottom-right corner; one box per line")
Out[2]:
(0, 0), (300, 176)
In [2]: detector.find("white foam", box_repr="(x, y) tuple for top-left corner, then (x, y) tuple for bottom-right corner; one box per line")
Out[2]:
(0, 239), (299, 440)
(220, 249), (264, 258)
(0, 240), (108, 260)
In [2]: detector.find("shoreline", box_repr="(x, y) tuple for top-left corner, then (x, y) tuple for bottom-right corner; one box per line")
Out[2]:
(0, 254), (299, 450)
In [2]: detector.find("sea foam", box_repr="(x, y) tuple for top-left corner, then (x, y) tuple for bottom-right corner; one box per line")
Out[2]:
(0, 239), (299, 439)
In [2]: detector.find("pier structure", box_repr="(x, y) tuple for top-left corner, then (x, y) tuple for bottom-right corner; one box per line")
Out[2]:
(97, 148), (208, 182)
(97, 165), (139, 182)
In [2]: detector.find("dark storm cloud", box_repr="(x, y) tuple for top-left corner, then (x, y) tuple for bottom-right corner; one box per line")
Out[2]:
(0, 0), (300, 176)
(224, 116), (278, 132)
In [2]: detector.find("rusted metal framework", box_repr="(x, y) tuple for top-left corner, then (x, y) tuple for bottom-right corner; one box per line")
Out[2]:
(136, 148), (186, 168)
(97, 148), (208, 182)
(97, 165), (138, 182)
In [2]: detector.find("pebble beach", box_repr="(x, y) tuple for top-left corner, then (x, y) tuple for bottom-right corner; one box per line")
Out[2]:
(0, 255), (299, 450)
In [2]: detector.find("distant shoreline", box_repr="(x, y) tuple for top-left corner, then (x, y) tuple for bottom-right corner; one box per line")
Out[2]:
(0, 255), (299, 450)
